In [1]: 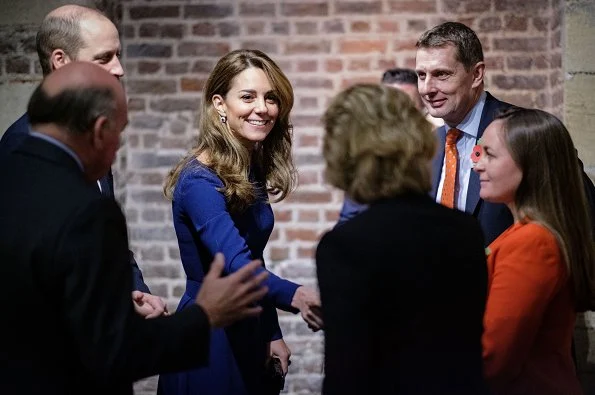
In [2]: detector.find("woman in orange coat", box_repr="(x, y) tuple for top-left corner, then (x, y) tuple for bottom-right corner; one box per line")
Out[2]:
(474, 107), (595, 395)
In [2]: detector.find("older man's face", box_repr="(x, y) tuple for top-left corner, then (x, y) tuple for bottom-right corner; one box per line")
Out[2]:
(415, 44), (482, 126)
(75, 16), (124, 79)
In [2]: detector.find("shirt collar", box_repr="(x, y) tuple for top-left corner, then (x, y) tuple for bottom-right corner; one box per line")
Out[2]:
(452, 91), (487, 140)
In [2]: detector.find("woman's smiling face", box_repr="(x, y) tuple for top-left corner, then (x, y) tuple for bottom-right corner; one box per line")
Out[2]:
(213, 67), (279, 150)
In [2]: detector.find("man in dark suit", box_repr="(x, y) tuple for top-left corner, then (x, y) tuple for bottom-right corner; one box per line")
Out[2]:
(0, 61), (269, 395)
(0, 4), (164, 316)
(318, 84), (488, 394)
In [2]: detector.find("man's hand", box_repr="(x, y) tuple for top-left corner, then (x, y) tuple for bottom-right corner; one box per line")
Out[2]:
(196, 253), (268, 328)
(268, 338), (291, 375)
(291, 286), (323, 331)
(132, 291), (168, 319)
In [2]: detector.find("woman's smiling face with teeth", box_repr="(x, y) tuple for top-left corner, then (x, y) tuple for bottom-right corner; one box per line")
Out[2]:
(213, 67), (279, 150)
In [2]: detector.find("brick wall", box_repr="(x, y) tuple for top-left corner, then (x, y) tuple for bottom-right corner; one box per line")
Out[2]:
(118, 1), (565, 394)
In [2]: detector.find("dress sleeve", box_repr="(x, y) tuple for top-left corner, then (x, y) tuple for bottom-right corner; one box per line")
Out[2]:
(178, 170), (299, 312)
(482, 224), (566, 386)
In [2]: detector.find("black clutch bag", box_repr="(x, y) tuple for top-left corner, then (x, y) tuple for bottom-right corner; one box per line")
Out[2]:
(263, 357), (285, 395)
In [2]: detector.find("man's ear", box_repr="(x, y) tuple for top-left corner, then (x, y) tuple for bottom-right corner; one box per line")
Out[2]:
(212, 94), (226, 117)
(471, 61), (486, 89)
(50, 49), (72, 71)
(91, 116), (110, 149)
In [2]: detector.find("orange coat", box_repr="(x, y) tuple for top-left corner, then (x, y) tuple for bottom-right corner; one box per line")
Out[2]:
(482, 222), (582, 395)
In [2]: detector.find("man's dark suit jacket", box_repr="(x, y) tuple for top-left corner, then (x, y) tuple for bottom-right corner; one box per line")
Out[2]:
(317, 194), (488, 395)
(0, 136), (211, 395)
(339, 91), (595, 245)
(0, 114), (150, 292)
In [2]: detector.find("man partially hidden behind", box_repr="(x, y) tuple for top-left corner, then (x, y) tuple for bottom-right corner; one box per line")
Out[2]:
(0, 4), (165, 316)
(0, 61), (269, 395)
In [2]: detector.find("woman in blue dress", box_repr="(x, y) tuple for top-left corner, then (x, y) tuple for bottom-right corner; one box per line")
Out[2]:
(157, 49), (323, 395)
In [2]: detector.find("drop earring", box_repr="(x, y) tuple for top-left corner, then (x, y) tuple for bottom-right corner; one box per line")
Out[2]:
(219, 114), (227, 124)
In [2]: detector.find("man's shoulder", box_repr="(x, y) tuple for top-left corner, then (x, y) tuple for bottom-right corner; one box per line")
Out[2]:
(0, 113), (29, 156)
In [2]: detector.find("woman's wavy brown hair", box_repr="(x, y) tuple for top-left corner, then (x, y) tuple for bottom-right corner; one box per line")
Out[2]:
(323, 83), (435, 203)
(163, 49), (296, 213)
(496, 107), (595, 312)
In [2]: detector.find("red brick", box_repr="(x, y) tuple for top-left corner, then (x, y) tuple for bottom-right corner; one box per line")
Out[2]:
(341, 75), (380, 89)
(218, 22), (240, 37)
(298, 210), (319, 222)
(325, 210), (340, 222)
(245, 21), (266, 35)
(292, 115), (322, 127)
(297, 134), (320, 148)
(505, 15), (528, 31)
(339, 39), (387, 54)
(407, 19), (428, 32)
(240, 41), (278, 54)
(161, 138), (190, 150)
(165, 62), (189, 75)
(285, 191), (332, 204)
(293, 78), (333, 89)
(388, 1), (436, 13)
(139, 23), (159, 38)
(378, 59), (397, 70)
(378, 20), (400, 33)
(533, 17), (549, 32)
(137, 61), (161, 74)
(150, 98), (199, 112)
(494, 38), (546, 52)
(272, 22), (290, 35)
(281, 2), (328, 16)
(297, 60), (318, 72)
(297, 246), (316, 258)
(285, 229), (319, 242)
(285, 41), (331, 55)
(551, 31), (561, 50)
(348, 58), (371, 71)
(492, 74), (547, 90)
(479, 17), (502, 32)
(192, 60), (215, 73)
(122, 25), (135, 39)
(184, 4), (233, 18)
(162, 24), (185, 39)
(127, 44), (172, 58)
(127, 80), (177, 94)
(192, 23), (216, 36)
(484, 56), (504, 70)
(129, 6), (180, 19)
(299, 97), (318, 109)
(128, 98), (146, 112)
(393, 39), (417, 51)
(351, 21), (370, 33)
(465, 0), (491, 12)
(323, 19), (345, 34)
(6, 56), (30, 73)
(274, 209), (293, 222)
(495, 0), (545, 11)
(296, 22), (318, 35)
(550, 53), (562, 68)
(269, 247), (289, 261)
(178, 42), (230, 57)
(298, 170), (319, 185)
(325, 59), (343, 73)
(239, 2), (276, 16)
(506, 56), (539, 70)
(336, 1), (382, 14)
(181, 78), (206, 92)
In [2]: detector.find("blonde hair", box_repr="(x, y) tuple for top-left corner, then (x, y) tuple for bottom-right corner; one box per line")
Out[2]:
(164, 49), (296, 213)
(323, 83), (435, 203)
(498, 107), (595, 312)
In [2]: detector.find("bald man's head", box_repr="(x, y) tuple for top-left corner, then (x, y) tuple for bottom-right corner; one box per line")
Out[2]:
(28, 62), (128, 181)
(36, 5), (123, 78)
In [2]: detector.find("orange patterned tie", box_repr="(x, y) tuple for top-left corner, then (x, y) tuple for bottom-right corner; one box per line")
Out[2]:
(441, 128), (461, 209)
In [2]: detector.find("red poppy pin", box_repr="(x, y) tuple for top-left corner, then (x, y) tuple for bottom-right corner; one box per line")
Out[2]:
(471, 139), (483, 168)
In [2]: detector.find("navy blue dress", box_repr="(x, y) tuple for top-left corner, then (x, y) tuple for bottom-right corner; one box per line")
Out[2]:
(158, 160), (299, 395)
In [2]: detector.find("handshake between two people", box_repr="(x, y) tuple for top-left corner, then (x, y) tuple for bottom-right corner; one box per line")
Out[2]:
(195, 253), (323, 331)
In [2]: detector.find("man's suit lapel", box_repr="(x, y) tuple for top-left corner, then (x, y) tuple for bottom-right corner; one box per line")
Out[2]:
(465, 92), (508, 214)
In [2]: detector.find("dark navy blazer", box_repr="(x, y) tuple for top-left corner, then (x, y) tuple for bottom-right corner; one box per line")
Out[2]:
(0, 113), (150, 292)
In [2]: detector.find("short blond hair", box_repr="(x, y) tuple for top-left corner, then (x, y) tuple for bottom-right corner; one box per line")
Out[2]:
(323, 83), (435, 203)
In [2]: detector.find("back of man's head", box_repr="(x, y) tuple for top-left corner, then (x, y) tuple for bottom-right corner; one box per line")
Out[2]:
(36, 5), (107, 76)
(381, 68), (418, 86)
(416, 22), (484, 71)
